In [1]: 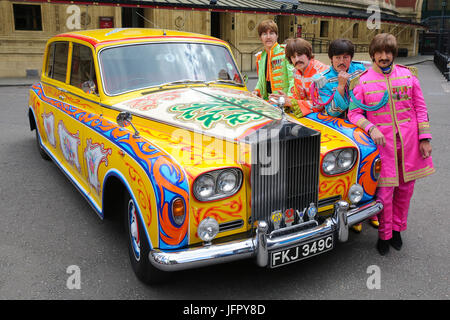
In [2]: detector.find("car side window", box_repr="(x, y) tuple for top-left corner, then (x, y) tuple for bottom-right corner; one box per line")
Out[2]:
(45, 44), (55, 78)
(46, 42), (69, 83)
(70, 43), (97, 93)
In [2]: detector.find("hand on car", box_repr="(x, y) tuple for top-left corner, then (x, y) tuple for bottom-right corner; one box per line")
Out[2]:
(369, 126), (386, 147)
(269, 91), (291, 107)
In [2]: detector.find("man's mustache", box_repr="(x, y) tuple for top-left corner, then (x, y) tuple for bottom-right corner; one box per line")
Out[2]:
(337, 63), (346, 68)
(295, 61), (304, 67)
(378, 59), (391, 64)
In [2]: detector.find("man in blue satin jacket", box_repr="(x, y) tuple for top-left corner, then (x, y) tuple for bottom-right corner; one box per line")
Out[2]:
(312, 39), (368, 118)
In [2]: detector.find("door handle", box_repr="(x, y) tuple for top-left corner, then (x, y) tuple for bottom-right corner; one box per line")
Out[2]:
(59, 95), (65, 100)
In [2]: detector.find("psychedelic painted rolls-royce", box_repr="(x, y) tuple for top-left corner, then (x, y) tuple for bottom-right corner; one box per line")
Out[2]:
(28, 28), (383, 284)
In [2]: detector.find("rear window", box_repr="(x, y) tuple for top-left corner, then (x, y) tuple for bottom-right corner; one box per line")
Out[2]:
(46, 42), (69, 83)
(70, 43), (97, 92)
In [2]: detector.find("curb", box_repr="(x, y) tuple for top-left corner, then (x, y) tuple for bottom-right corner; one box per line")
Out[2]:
(0, 83), (34, 87)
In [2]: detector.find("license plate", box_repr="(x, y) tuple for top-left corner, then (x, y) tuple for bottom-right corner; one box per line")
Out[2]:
(270, 235), (333, 268)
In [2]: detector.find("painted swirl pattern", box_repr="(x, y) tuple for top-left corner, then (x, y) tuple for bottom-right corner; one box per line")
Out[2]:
(306, 112), (380, 201)
(32, 83), (190, 249)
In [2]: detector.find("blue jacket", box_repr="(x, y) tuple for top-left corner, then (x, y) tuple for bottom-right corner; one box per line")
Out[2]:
(315, 61), (368, 117)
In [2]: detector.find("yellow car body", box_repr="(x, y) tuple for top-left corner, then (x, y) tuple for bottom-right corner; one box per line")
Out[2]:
(28, 29), (382, 283)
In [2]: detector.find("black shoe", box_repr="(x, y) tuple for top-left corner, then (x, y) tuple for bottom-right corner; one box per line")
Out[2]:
(390, 231), (403, 250)
(377, 239), (390, 256)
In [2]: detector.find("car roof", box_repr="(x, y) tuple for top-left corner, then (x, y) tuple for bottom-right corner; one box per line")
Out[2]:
(53, 28), (226, 48)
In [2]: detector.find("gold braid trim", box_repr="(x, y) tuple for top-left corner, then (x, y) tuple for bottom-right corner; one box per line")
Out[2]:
(290, 99), (304, 118)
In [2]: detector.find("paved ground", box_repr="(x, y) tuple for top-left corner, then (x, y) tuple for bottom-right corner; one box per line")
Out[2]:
(0, 57), (448, 301)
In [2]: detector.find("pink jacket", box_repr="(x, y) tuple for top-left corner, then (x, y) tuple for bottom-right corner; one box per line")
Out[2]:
(348, 64), (434, 187)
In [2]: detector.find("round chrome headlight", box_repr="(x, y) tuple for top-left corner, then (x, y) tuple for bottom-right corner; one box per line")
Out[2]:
(193, 168), (243, 202)
(217, 170), (239, 194)
(337, 149), (354, 169)
(322, 148), (357, 175)
(193, 174), (215, 201)
(348, 183), (364, 204)
(322, 152), (337, 173)
(198, 217), (219, 242)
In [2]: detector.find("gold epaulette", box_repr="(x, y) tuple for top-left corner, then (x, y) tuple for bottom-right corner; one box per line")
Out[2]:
(397, 64), (418, 77)
(349, 69), (367, 91)
(407, 66), (418, 77)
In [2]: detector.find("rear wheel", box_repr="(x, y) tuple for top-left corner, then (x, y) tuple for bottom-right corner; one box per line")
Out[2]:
(35, 128), (51, 161)
(124, 193), (169, 284)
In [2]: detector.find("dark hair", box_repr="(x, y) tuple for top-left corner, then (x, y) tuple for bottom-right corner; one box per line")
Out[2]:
(369, 33), (398, 59)
(285, 38), (314, 64)
(328, 39), (355, 59)
(257, 19), (278, 37)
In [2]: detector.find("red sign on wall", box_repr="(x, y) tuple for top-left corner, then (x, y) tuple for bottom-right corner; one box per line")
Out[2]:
(99, 17), (114, 29)
(296, 25), (302, 38)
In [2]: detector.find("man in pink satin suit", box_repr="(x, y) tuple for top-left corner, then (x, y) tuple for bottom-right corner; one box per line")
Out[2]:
(348, 33), (435, 256)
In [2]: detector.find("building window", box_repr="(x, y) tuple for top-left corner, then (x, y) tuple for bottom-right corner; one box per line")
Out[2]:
(13, 4), (43, 31)
(353, 23), (359, 39)
(320, 20), (329, 38)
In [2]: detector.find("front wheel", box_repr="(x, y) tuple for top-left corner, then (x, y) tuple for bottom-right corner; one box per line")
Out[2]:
(124, 194), (169, 284)
(35, 128), (50, 161)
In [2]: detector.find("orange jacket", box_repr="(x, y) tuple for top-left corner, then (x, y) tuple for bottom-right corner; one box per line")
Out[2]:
(289, 59), (328, 118)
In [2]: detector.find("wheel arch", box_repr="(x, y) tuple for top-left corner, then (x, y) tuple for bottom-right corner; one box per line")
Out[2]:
(28, 107), (37, 131)
(102, 169), (153, 249)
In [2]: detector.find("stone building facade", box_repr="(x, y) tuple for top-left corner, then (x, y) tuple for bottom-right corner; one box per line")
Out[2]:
(0, 0), (424, 77)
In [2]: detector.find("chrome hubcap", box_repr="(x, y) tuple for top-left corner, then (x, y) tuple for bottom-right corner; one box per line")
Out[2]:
(128, 199), (140, 261)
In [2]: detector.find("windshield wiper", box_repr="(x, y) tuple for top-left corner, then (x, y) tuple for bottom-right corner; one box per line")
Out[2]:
(206, 79), (245, 87)
(158, 79), (207, 87)
(141, 79), (208, 95)
(141, 79), (243, 96)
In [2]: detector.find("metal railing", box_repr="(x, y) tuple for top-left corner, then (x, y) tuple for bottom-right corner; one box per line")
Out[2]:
(227, 40), (262, 72)
(226, 36), (369, 72)
(303, 36), (369, 53)
(434, 50), (450, 81)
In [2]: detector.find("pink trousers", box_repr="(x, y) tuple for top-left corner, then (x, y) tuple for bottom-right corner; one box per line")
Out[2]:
(376, 135), (416, 240)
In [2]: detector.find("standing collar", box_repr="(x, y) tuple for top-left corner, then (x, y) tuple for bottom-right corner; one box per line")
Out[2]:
(372, 62), (396, 75)
(264, 42), (279, 54)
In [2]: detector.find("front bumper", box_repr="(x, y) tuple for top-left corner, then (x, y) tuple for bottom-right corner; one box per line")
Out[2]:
(149, 200), (383, 272)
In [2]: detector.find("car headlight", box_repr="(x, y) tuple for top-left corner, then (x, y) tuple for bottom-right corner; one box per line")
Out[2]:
(193, 174), (215, 200)
(348, 184), (364, 204)
(198, 217), (219, 242)
(193, 168), (243, 201)
(322, 148), (357, 176)
(217, 170), (238, 193)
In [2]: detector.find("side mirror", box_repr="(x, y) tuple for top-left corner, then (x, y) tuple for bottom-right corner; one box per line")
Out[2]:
(116, 111), (132, 128)
(81, 80), (97, 95)
(116, 111), (140, 138)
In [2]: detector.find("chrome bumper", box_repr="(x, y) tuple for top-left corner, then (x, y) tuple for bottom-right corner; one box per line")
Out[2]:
(149, 200), (383, 272)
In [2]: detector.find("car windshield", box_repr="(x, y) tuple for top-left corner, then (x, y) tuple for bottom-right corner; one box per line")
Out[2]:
(99, 42), (243, 95)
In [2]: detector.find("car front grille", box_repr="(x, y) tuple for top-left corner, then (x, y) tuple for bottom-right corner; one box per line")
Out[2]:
(249, 120), (320, 229)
